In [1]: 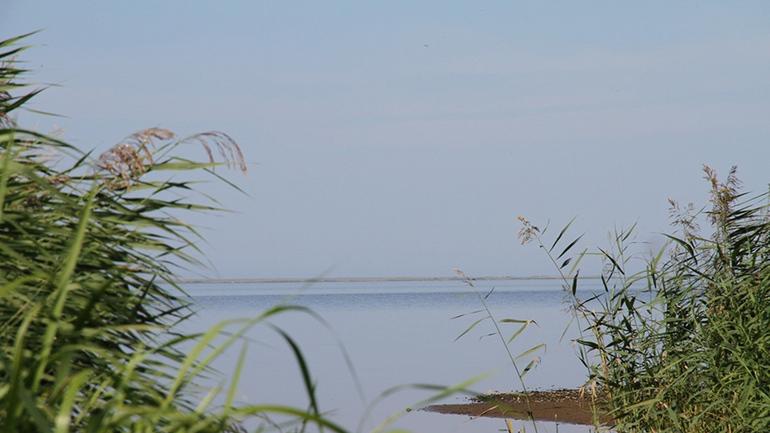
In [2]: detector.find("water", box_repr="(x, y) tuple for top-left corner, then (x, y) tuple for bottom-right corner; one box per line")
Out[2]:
(183, 280), (602, 433)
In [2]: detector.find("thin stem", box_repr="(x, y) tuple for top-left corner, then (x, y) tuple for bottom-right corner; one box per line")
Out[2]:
(457, 271), (539, 433)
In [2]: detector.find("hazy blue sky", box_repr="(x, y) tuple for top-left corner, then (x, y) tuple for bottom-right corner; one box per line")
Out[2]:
(4, 1), (770, 278)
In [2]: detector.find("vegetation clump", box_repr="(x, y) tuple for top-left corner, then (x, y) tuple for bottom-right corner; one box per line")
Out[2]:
(0, 33), (348, 433)
(521, 168), (770, 432)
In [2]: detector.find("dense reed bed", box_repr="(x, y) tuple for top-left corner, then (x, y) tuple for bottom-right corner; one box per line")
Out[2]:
(0, 33), (356, 433)
(521, 169), (770, 432)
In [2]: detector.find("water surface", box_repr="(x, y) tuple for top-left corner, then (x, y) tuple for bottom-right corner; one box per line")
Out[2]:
(184, 280), (602, 433)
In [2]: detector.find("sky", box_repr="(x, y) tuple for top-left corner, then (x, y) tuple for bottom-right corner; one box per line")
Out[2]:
(4, 1), (770, 278)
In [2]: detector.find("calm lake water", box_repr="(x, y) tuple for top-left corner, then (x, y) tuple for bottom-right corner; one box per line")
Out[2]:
(183, 280), (602, 433)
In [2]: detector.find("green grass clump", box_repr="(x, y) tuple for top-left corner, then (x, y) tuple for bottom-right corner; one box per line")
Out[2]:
(521, 169), (770, 432)
(0, 33), (350, 433)
(0, 32), (462, 433)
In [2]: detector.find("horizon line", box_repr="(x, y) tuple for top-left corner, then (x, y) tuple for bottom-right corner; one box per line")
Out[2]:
(174, 274), (601, 285)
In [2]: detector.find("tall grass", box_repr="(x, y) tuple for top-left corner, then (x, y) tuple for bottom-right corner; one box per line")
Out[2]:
(1, 32), (470, 433)
(0, 33), (356, 433)
(451, 269), (545, 432)
(521, 168), (770, 432)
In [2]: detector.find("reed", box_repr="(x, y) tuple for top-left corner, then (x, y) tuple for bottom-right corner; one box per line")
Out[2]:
(521, 167), (770, 432)
(450, 269), (546, 433)
(0, 32), (464, 433)
(0, 33), (346, 433)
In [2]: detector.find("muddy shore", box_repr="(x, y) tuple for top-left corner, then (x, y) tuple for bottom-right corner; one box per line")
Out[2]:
(424, 389), (611, 426)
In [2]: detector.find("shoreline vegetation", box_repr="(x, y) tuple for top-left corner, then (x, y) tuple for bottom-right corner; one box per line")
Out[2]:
(2, 31), (769, 433)
(0, 33), (364, 433)
(510, 167), (770, 432)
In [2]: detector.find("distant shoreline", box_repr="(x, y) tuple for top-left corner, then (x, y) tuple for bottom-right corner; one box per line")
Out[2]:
(175, 275), (601, 285)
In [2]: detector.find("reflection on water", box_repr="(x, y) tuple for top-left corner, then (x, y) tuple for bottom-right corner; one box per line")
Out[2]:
(182, 280), (604, 433)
